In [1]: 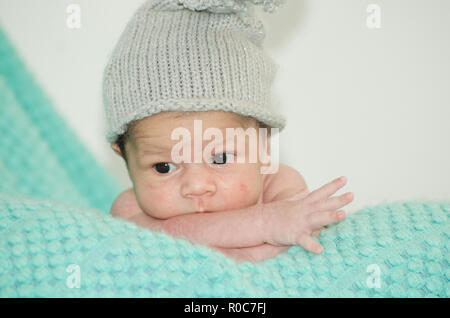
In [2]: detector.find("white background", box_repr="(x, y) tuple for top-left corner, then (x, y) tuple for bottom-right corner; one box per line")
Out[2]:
(0, 0), (449, 214)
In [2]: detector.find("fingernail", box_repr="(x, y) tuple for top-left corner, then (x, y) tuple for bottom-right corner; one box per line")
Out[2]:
(337, 211), (345, 219)
(339, 176), (347, 184)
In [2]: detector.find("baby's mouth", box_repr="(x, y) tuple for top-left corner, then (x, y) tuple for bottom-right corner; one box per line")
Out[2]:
(195, 209), (212, 213)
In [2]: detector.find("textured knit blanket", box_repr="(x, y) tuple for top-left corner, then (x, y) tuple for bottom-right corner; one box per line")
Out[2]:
(0, 25), (449, 298)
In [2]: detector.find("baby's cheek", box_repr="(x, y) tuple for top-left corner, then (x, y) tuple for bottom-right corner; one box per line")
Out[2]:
(239, 182), (250, 197)
(139, 185), (178, 219)
(221, 181), (260, 210)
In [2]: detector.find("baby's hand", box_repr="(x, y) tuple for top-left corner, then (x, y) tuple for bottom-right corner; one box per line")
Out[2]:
(261, 176), (354, 254)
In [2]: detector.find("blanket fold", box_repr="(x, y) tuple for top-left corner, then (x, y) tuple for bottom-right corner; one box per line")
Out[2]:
(0, 194), (448, 297)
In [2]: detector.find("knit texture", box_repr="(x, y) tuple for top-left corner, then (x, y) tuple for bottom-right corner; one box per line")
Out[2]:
(0, 22), (449, 298)
(0, 25), (121, 213)
(1, 195), (449, 297)
(102, 0), (287, 143)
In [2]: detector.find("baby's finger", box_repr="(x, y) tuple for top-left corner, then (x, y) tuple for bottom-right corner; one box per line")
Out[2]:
(308, 209), (346, 229)
(311, 191), (353, 213)
(284, 188), (310, 201)
(297, 236), (323, 254)
(304, 176), (347, 204)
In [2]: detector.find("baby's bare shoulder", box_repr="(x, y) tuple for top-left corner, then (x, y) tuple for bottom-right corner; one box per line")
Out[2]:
(110, 187), (144, 218)
(262, 163), (308, 203)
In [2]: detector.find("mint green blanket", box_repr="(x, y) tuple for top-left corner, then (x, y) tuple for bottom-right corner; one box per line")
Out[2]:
(0, 26), (448, 298)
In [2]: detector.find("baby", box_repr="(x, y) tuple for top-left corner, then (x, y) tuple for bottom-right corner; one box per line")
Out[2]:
(109, 110), (354, 262)
(103, 0), (354, 262)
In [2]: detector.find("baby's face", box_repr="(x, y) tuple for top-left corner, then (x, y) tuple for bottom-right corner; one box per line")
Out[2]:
(121, 111), (268, 220)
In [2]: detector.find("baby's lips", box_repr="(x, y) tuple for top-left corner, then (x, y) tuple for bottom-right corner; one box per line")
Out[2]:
(194, 209), (213, 213)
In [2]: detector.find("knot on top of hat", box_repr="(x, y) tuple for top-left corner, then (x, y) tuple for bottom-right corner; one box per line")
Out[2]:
(154, 0), (280, 28)
(161, 0), (286, 38)
(176, 0), (286, 15)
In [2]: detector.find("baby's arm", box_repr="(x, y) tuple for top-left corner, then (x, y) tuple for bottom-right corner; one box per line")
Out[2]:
(109, 170), (297, 262)
(111, 198), (309, 263)
(111, 189), (267, 248)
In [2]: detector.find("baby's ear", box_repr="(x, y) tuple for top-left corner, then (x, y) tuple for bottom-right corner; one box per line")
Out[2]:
(111, 143), (123, 157)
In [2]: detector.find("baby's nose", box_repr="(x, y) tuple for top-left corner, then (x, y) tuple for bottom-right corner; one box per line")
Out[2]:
(180, 165), (217, 198)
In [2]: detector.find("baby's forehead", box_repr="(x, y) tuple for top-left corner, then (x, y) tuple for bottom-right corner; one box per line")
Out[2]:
(128, 114), (262, 153)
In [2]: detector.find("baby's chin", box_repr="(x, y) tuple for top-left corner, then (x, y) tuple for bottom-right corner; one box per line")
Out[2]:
(143, 196), (260, 219)
(144, 207), (236, 220)
(142, 207), (217, 219)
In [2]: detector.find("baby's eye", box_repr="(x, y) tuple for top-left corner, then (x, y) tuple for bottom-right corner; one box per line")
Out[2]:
(210, 152), (235, 165)
(153, 162), (177, 174)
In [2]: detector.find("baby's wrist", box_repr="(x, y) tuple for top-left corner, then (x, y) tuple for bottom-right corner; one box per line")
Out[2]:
(259, 201), (278, 244)
(260, 200), (295, 246)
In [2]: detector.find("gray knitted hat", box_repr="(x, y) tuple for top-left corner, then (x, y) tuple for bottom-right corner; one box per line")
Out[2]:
(103, 0), (287, 143)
